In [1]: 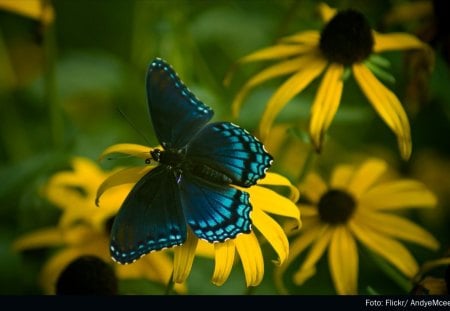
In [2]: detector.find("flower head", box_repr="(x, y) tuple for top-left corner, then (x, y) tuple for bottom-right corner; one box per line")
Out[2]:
(227, 3), (431, 160)
(97, 143), (300, 287)
(13, 157), (183, 294)
(275, 158), (439, 294)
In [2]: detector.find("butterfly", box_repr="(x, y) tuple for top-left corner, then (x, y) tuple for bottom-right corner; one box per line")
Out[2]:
(110, 58), (273, 264)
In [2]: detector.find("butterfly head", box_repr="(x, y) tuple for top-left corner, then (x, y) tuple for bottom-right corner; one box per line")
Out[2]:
(150, 147), (186, 168)
(150, 149), (162, 162)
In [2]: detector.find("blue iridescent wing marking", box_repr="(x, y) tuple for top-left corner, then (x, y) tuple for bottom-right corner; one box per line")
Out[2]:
(110, 59), (270, 264)
(179, 172), (252, 242)
(187, 122), (273, 187)
(147, 58), (213, 149)
(110, 166), (186, 264)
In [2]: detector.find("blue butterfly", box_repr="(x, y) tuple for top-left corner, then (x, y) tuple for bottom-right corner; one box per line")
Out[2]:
(110, 58), (273, 264)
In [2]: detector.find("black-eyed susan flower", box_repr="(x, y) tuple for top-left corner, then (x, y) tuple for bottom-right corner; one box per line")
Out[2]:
(227, 2), (431, 160)
(13, 157), (184, 294)
(275, 158), (439, 294)
(43, 157), (127, 231)
(96, 143), (301, 287)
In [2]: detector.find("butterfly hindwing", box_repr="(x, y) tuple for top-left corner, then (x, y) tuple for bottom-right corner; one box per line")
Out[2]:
(110, 166), (186, 264)
(179, 172), (252, 242)
(147, 58), (213, 149)
(187, 122), (273, 187)
(109, 59), (273, 264)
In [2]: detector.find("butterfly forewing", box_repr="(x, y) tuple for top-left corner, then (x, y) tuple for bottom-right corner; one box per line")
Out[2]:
(110, 166), (186, 264)
(179, 172), (252, 242)
(147, 59), (213, 149)
(187, 122), (273, 187)
(110, 58), (274, 265)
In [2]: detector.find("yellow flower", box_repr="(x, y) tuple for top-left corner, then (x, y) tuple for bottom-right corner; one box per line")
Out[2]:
(44, 157), (129, 231)
(14, 224), (184, 294)
(275, 158), (439, 294)
(227, 3), (431, 160)
(97, 143), (301, 287)
(0, 0), (54, 25)
(13, 157), (184, 294)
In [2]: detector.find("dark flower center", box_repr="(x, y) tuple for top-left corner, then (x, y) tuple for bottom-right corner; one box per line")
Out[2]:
(56, 256), (118, 295)
(319, 9), (374, 65)
(318, 189), (356, 224)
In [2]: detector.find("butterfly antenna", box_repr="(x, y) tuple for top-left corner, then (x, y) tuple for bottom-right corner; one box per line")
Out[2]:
(116, 107), (152, 146)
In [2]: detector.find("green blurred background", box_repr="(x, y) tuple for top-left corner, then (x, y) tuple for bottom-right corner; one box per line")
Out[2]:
(0, 0), (449, 294)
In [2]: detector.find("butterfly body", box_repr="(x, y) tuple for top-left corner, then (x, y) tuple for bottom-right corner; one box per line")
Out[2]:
(110, 58), (273, 264)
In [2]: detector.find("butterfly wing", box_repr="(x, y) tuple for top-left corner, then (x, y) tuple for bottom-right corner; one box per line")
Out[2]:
(147, 58), (214, 149)
(110, 166), (186, 264)
(179, 172), (252, 242)
(187, 122), (273, 187)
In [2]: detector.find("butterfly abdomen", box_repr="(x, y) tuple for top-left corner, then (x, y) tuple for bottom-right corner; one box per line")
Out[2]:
(185, 161), (233, 185)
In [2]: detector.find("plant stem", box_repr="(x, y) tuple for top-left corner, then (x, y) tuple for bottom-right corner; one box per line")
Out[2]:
(244, 285), (255, 295)
(164, 270), (175, 295)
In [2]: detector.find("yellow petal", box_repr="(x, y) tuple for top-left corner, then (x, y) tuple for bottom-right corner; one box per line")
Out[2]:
(309, 64), (344, 152)
(95, 166), (153, 206)
(361, 180), (437, 210)
(13, 228), (64, 251)
(212, 240), (236, 286)
(193, 240), (215, 258)
(43, 171), (99, 213)
(301, 173), (327, 204)
(416, 277), (448, 295)
(349, 220), (418, 277)
(258, 172), (300, 202)
(317, 2), (337, 23)
(280, 31), (321, 45)
(328, 227), (358, 294)
(48, 157), (105, 194)
(172, 230), (198, 284)
(72, 157), (104, 177)
(238, 45), (310, 64)
(61, 225), (110, 251)
(347, 158), (387, 198)
(356, 211), (439, 250)
(274, 221), (323, 293)
(252, 208), (289, 265)
(0, 0), (54, 25)
(330, 164), (354, 189)
(353, 64), (411, 160)
(231, 55), (315, 118)
(417, 257), (450, 280)
(383, 1), (433, 26)
(248, 186), (300, 222)
(235, 232), (264, 287)
(116, 252), (187, 294)
(297, 204), (317, 217)
(259, 55), (327, 140)
(89, 184), (132, 230)
(99, 143), (153, 161)
(374, 32), (426, 53)
(293, 226), (333, 285)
